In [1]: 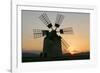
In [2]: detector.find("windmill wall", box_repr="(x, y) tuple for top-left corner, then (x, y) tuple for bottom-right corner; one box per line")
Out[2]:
(43, 36), (62, 58)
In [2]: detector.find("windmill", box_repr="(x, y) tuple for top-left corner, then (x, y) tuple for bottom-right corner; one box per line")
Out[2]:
(33, 13), (73, 58)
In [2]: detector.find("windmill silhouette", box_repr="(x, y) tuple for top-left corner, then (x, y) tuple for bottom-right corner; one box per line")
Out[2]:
(33, 13), (73, 58)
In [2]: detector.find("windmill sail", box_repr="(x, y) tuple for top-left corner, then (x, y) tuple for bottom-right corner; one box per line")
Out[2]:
(55, 14), (64, 28)
(33, 29), (43, 38)
(61, 38), (70, 48)
(61, 38), (70, 53)
(33, 29), (48, 38)
(60, 27), (73, 34)
(39, 13), (52, 28)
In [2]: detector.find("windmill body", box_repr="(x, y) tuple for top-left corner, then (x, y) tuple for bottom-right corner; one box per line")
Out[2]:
(43, 30), (62, 58)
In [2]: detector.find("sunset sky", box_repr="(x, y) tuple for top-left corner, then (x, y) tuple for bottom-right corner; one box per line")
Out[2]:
(22, 10), (90, 54)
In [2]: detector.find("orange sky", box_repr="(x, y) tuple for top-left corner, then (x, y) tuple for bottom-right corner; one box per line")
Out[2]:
(22, 33), (89, 54)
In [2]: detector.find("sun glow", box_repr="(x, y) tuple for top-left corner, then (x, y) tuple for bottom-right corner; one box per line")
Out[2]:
(61, 34), (89, 54)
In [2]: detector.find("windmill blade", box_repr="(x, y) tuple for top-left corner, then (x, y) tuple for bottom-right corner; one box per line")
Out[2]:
(61, 38), (70, 48)
(33, 29), (48, 38)
(39, 13), (52, 28)
(60, 27), (73, 34)
(33, 29), (43, 38)
(33, 33), (43, 38)
(55, 14), (64, 28)
(61, 38), (70, 53)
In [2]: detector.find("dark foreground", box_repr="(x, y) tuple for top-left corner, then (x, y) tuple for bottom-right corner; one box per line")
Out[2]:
(22, 52), (90, 62)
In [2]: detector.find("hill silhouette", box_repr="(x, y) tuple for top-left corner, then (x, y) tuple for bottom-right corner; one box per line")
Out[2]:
(22, 51), (90, 62)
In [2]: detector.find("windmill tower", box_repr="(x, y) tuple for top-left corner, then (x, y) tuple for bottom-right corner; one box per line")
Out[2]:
(33, 13), (73, 58)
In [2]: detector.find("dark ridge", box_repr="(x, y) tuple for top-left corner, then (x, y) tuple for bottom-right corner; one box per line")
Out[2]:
(22, 52), (90, 62)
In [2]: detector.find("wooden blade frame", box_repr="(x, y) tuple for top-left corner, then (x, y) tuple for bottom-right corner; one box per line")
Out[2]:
(39, 13), (53, 29)
(61, 38), (70, 53)
(60, 27), (73, 34)
(33, 29), (43, 38)
(55, 14), (64, 29)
